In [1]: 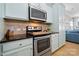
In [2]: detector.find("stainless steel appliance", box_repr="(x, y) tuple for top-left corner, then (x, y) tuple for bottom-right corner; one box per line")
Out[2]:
(26, 26), (42, 32)
(33, 35), (51, 56)
(29, 6), (47, 21)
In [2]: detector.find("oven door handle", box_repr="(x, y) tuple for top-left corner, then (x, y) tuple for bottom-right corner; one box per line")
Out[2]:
(34, 36), (51, 40)
(34, 35), (51, 40)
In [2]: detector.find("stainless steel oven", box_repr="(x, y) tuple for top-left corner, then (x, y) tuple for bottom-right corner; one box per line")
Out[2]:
(34, 35), (51, 56)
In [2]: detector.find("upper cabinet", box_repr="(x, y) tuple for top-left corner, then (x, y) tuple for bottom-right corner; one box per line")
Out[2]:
(51, 4), (66, 47)
(0, 3), (5, 41)
(40, 3), (53, 23)
(40, 4), (47, 12)
(29, 3), (41, 9)
(30, 3), (47, 11)
(46, 5), (53, 23)
(52, 4), (65, 32)
(58, 4), (65, 23)
(0, 3), (5, 18)
(5, 3), (29, 20)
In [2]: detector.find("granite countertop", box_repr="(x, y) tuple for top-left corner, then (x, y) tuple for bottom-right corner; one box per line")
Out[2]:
(0, 32), (59, 43)
(0, 34), (32, 43)
(28, 32), (59, 37)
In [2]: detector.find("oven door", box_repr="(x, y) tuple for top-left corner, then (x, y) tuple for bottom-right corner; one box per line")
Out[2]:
(29, 6), (47, 21)
(34, 35), (51, 56)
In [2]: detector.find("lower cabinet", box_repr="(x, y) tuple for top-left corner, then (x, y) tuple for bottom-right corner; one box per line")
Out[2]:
(51, 33), (65, 53)
(0, 44), (2, 56)
(51, 34), (59, 53)
(1, 38), (33, 56)
(59, 31), (65, 48)
(3, 45), (33, 56)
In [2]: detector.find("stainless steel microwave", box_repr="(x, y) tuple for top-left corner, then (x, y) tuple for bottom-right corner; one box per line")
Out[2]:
(29, 6), (47, 21)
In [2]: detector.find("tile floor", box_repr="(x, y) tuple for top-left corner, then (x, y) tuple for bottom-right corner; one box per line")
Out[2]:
(52, 42), (79, 56)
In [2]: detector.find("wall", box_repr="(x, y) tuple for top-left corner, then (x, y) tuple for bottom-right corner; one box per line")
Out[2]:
(73, 17), (79, 30)
(64, 17), (79, 31)
(4, 20), (49, 36)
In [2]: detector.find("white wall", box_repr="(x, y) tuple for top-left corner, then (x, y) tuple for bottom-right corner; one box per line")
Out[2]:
(73, 17), (79, 30)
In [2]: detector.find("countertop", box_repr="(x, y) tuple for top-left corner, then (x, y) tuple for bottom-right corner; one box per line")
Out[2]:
(28, 32), (59, 37)
(0, 34), (32, 43)
(0, 32), (59, 43)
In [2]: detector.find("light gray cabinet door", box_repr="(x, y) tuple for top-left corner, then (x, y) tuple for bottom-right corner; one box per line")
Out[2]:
(2, 38), (33, 56)
(3, 38), (33, 53)
(52, 4), (59, 32)
(59, 22), (65, 47)
(3, 45), (33, 56)
(0, 3), (5, 41)
(5, 3), (28, 20)
(0, 4), (2, 18)
(52, 4), (65, 31)
(46, 6), (53, 23)
(59, 31), (65, 47)
(0, 3), (5, 18)
(52, 4), (66, 48)
(40, 3), (47, 12)
(58, 4), (66, 47)
(29, 3), (41, 9)
(51, 34), (59, 53)
(58, 4), (65, 23)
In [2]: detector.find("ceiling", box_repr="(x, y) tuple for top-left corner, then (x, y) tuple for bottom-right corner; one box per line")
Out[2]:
(63, 3), (79, 17)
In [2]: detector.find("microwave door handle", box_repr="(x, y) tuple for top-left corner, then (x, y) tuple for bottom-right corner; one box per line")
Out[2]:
(45, 13), (47, 20)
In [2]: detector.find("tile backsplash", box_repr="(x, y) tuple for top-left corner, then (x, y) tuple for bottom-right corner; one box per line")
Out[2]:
(5, 20), (49, 36)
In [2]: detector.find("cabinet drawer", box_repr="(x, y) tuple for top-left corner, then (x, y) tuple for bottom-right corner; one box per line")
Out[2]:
(51, 34), (59, 38)
(5, 3), (28, 20)
(3, 45), (33, 56)
(3, 38), (33, 52)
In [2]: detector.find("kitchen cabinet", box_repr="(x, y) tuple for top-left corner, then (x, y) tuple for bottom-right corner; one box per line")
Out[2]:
(30, 3), (47, 11)
(0, 44), (1, 55)
(3, 45), (33, 56)
(0, 3), (5, 41)
(1, 38), (33, 56)
(29, 3), (53, 23)
(59, 31), (65, 47)
(52, 4), (66, 48)
(52, 4), (65, 31)
(40, 3), (47, 12)
(40, 3), (53, 23)
(0, 3), (5, 18)
(46, 5), (53, 23)
(29, 3), (41, 9)
(51, 34), (59, 53)
(5, 3), (29, 20)
(58, 4), (66, 47)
